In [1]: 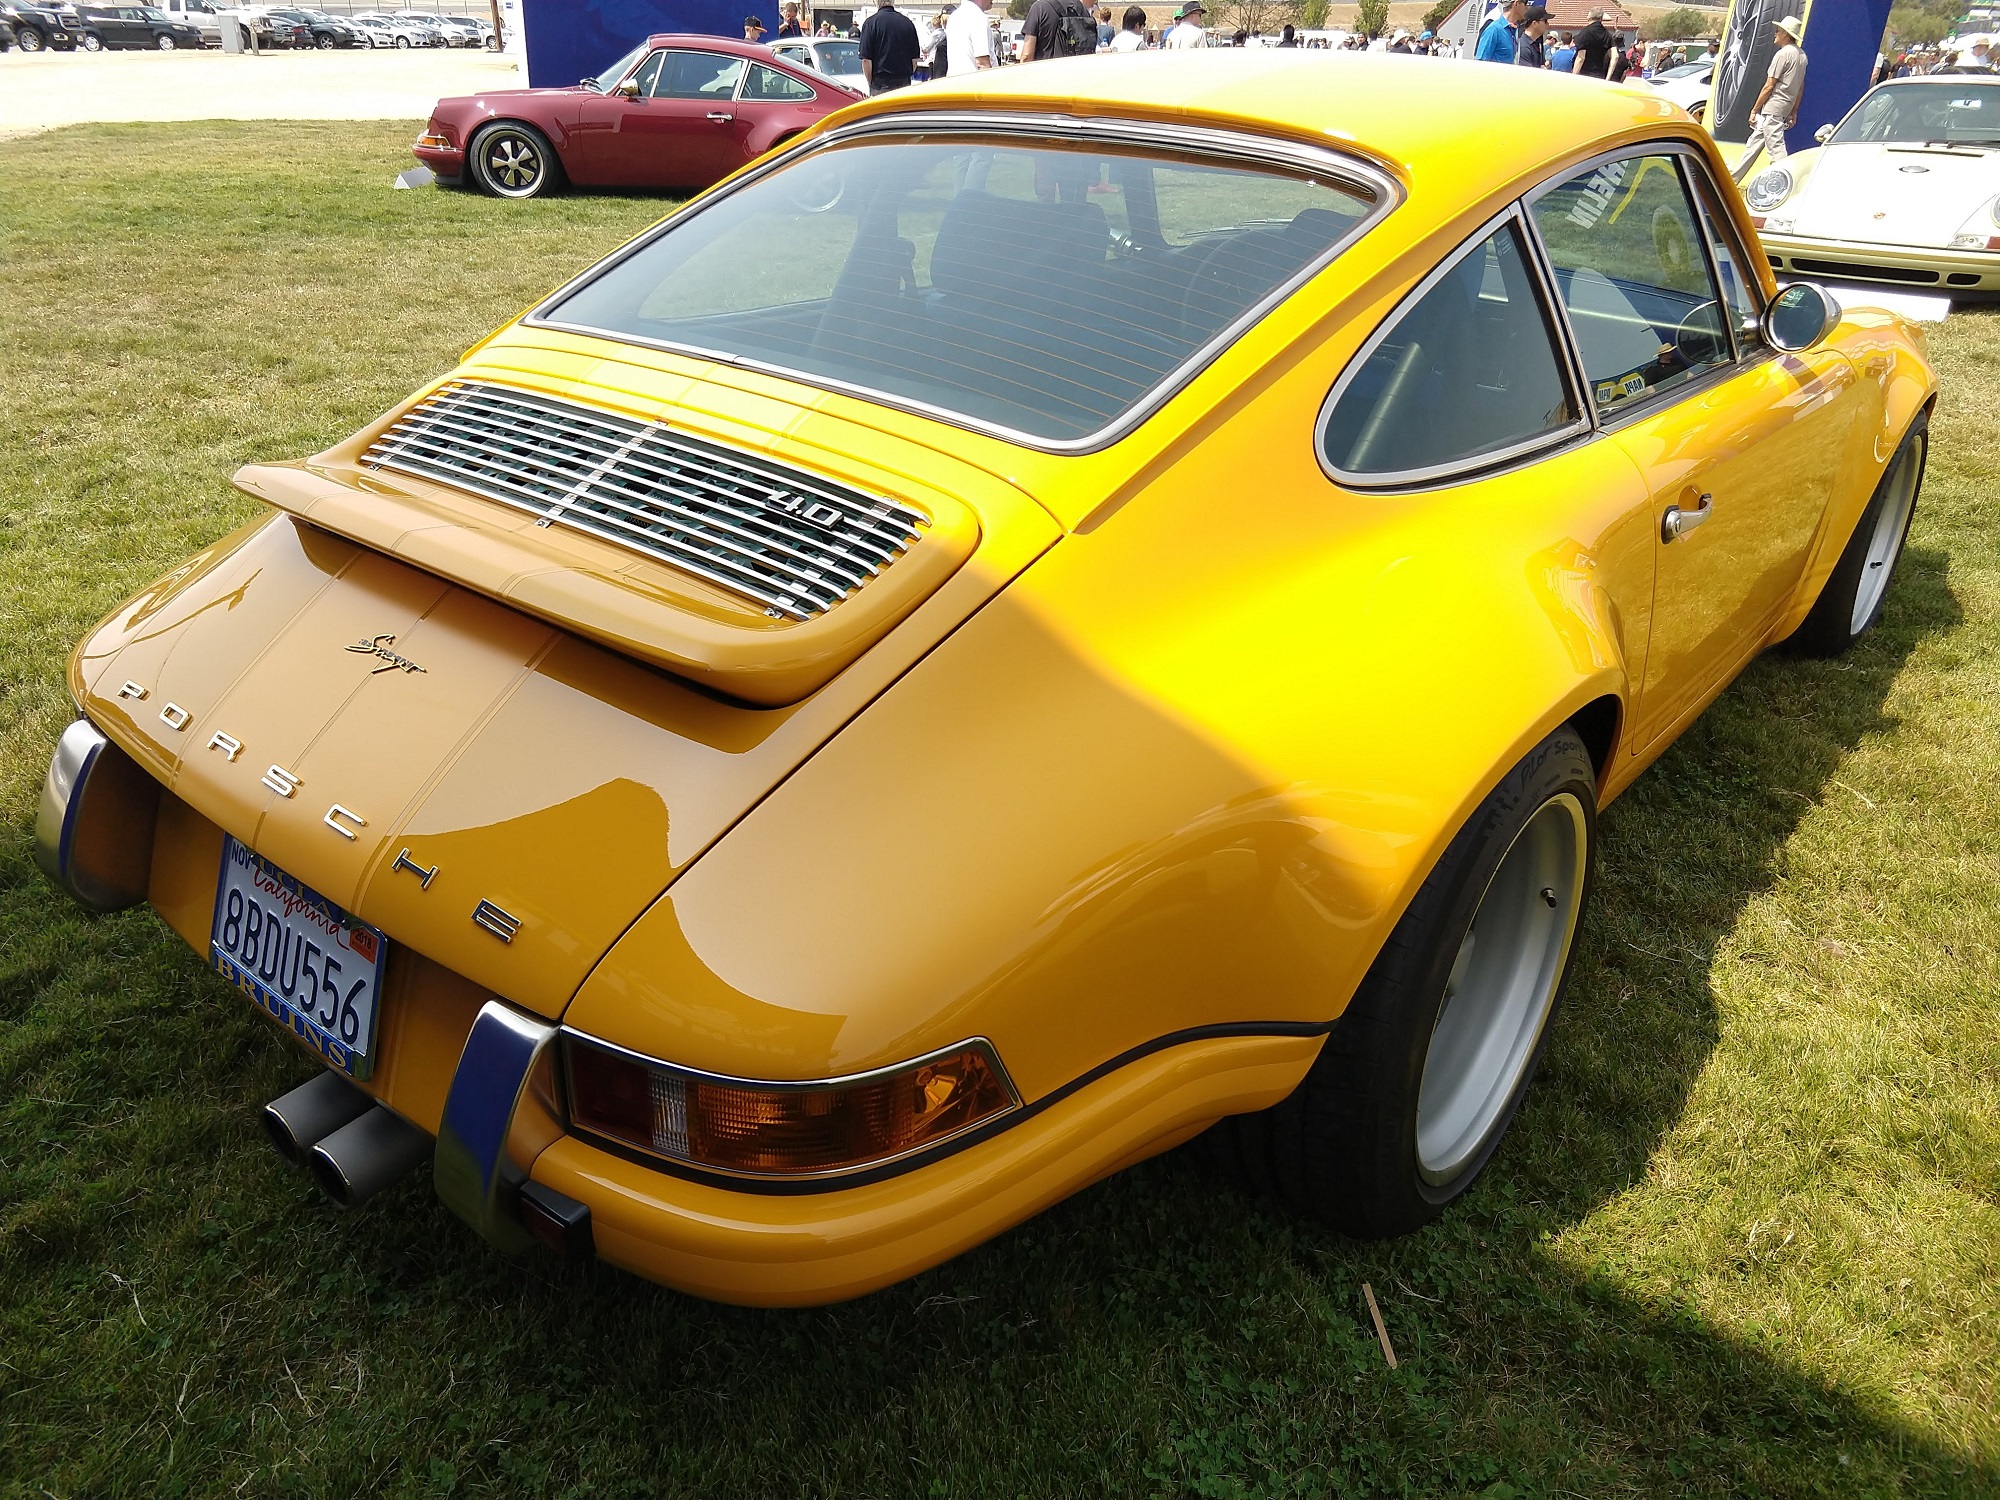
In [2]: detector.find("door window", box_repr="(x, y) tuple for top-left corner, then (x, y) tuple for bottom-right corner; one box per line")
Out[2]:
(1320, 219), (1579, 481)
(653, 51), (747, 100)
(743, 63), (817, 101)
(627, 49), (666, 96)
(1530, 153), (1733, 419)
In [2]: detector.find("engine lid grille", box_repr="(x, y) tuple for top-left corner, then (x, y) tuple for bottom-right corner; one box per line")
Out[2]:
(361, 380), (928, 620)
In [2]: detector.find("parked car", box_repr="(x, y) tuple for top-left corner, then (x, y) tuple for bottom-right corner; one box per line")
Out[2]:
(263, 6), (363, 46)
(39, 56), (1938, 1307)
(1648, 58), (1714, 121)
(149, 0), (217, 41)
(354, 8), (440, 44)
(768, 35), (867, 92)
(77, 4), (204, 47)
(345, 14), (403, 45)
(1751, 74), (2000, 300)
(228, 8), (310, 46)
(395, 8), (480, 45)
(1, 1), (76, 47)
(412, 35), (855, 198)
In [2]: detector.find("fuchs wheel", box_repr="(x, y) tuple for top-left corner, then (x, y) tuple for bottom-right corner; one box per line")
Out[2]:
(79, 30), (102, 49)
(470, 122), (559, 199)
(1791, 414), (1927, 656)
(156, 31), (177, 48)
(18, 24), (45, 49)
(1210, 725), (1597, 1237)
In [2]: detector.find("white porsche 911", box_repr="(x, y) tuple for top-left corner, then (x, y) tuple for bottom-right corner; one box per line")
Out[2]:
(1749, 74), (2000, 301)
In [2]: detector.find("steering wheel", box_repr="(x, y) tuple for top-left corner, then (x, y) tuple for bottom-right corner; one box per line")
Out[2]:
(1674, 299), (1729, 368)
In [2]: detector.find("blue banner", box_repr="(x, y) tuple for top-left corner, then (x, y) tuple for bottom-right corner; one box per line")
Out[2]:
(523, 0), (778, 88)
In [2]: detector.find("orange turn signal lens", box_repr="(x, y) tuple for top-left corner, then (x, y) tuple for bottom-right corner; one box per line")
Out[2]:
(563, 1035), (1020, 1178)
(414, 132), (453, 150)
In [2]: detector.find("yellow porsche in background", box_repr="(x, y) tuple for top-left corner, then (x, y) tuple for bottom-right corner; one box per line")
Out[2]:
(36, 53), (1936, 1306)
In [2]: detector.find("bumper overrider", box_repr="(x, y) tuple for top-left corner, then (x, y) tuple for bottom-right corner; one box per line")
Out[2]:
(35, 716), (1317, 1304)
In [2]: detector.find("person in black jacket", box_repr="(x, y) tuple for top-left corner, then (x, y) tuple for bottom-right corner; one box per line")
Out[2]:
(858, 0), (920, 90)
(1572, 8), (1615, 75)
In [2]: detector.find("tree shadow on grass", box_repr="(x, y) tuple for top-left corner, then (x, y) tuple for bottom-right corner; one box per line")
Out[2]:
(3, 549), (1988, 1498)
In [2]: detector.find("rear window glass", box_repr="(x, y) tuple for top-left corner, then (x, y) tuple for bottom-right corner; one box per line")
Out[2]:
(538, 133), (1381, 443)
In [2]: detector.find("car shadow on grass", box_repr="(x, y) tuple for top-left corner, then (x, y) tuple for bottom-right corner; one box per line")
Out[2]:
(2, 551), (1988, 1497)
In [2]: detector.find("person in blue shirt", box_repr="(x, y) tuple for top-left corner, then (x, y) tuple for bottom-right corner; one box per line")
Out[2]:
(1550, 30), (1575, 70)
(1475, 0), (1525, 63)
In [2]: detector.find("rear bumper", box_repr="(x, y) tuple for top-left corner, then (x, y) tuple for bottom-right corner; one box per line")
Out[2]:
(527, 1030), (1322, 1306)
(1759, 231), (2000, 298)
(39, 732), (1324, 1307)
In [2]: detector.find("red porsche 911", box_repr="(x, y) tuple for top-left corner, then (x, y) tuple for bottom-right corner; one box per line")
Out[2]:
(414, 35), (863, 199)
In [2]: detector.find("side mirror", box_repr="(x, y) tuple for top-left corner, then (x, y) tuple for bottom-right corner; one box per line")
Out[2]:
(1761, 281), (1834, 352)
(1814, 123), (1834, 143)
(615, 78), (641, 98)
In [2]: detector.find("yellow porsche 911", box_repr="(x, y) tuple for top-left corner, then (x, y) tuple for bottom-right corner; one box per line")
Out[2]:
(37, 54), (1936, 1305)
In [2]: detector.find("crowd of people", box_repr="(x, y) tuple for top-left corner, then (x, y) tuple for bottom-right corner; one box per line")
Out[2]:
(756, 0), (1751, 87)
(1876, 35), (1995, 77)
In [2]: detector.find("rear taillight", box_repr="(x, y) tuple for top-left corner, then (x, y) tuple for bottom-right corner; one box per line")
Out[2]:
(565, 1035), (1018, 1178)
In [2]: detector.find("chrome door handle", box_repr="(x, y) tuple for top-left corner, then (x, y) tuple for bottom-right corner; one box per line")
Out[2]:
(1662, 493), (1714, 543)
(706, 111), (734, 122)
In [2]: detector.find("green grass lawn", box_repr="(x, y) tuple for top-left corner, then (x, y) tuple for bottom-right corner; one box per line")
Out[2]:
(3, 122), (1997, 1499)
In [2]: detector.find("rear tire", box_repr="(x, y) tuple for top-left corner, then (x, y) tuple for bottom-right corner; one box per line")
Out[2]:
(1209, 726), (1597, 1237)
(1790, 413), (1926, 657)
(469, 121), (561, 199)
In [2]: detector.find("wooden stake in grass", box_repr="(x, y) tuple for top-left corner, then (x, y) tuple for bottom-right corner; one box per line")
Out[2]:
(1362, 1283), (1398, 1369)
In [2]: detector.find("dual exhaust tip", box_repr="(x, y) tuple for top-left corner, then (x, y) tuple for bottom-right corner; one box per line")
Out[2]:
(263, 1071), (431, 1209)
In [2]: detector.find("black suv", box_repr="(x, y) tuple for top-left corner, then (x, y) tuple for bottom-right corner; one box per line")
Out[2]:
(77, 4), (204, 47)
(2, 2), (77, 47)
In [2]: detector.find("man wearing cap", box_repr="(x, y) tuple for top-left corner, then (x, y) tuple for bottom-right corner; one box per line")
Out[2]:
(1734, 15), (1806, 180)
(1572, 7), (1615, 75)
(1475, 0), (1525, 63)
(1514, 4), (1549, 65)
(743, 13), (767, 42)
(1164, 0), (1204, 47)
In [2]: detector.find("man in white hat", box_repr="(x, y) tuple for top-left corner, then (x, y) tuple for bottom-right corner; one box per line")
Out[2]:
(1734, 15), (1807, 181)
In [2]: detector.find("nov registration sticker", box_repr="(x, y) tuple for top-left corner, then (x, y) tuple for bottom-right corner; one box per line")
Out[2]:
(211, 837), (387, 1080)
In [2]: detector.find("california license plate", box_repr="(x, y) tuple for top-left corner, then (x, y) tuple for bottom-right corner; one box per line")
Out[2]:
(210, 837), (386, 1080)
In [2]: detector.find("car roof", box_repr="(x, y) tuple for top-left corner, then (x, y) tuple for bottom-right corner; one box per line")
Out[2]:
(849, 52), (1688, 185)
(1869, 72), (2000, 84)
(642, 32), (801, 58)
